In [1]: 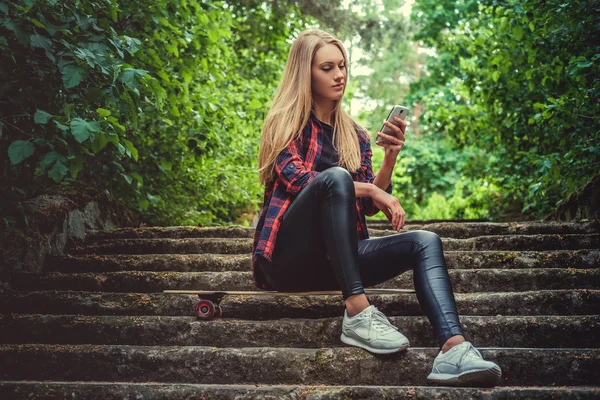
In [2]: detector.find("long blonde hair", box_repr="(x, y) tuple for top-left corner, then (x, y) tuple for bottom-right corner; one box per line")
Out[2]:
(258, 29), (364, 186)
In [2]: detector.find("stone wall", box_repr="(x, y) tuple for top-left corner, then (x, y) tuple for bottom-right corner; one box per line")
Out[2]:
(0, 184), (146, 289)
(544, 175), (600, 221)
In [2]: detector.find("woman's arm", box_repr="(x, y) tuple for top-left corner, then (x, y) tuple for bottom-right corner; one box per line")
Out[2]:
(372, 116), (406, 190)
(372, 153), (398, 191)
(275, 135), (319, 196)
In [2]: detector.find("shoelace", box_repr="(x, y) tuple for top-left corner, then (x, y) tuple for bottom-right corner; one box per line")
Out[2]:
(371, 307), (400, 333)
(457, 342), (483, 366)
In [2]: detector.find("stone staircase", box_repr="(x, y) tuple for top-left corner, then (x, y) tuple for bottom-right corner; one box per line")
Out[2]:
(0, 220), (599, 399)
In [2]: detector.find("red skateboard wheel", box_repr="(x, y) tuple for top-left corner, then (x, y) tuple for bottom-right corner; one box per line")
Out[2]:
(195, 299), (215, 320)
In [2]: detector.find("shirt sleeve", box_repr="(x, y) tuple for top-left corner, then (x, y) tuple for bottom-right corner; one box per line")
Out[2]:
(351, 128), (392, 216)
(275, 135), (319, 196)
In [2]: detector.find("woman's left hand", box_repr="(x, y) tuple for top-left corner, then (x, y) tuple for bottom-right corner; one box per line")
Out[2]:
(376, 115), (406, 156)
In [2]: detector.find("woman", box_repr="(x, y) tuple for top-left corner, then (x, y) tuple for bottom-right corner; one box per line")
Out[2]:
(252, 29), (502, 387)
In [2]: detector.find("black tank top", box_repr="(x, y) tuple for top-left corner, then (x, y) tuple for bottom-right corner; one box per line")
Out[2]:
(315, 122), (339, 172)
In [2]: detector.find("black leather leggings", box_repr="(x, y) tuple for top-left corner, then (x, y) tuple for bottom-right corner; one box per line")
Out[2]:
(257, 167), (465, 347)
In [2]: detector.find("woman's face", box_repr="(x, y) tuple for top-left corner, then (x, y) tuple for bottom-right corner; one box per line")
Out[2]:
(311, 43), (346, 103)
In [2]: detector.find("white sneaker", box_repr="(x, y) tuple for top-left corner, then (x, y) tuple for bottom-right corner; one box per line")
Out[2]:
(427, 341), (502, 387)
(340, 305), (409, 354)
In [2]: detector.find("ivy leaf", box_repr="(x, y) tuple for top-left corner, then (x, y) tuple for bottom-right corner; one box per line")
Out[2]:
(70, 118), (100, 143)
(48, 158), (69, 182)
(61, 64), (85, 89)
(30, 33), (52, 51)
(8, 140), (35, 164)
(119, 68), (149, 89)
(0, 3), (8, 14)
(34, 109), (52, 124)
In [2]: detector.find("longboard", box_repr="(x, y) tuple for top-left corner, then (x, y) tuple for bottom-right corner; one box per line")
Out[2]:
(163, 288), (415, 320)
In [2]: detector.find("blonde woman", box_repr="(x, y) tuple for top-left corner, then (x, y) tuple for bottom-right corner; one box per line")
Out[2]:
(252, 29), (502, 387)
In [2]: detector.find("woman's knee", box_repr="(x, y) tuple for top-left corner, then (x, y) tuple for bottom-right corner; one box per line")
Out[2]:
(411, 230), (443, 252)
(315, 166), (354, 194)
(412, 229), (441, 243)
(410, 230), (447, 269)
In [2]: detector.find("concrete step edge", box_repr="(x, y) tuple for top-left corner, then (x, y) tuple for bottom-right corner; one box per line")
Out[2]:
(0, 382), (599, 400)
(12, 268), (600, 293)
(1, 345), (598, 386)
(64, 234), (600, 255)
(1, 289), (597, 317)
(43, 250), (600, 273)
(1, 314), (598, 348)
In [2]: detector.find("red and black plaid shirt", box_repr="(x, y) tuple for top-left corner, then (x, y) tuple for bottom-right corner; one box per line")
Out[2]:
(251, 110), (392, 289)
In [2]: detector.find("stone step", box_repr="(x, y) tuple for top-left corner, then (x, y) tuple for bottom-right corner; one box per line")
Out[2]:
(83, 221), (600, 241)
(43, 249), (600, 273)
(372, 220), (600, 238)
(11, 268), (600, 293)
(1, 382), (598, 400)
(22, 266), (600, 294)
(64, 234), (600, 255)
(0, 290), (597, 318)
(0, 344), (598, 386)
(1, 314), (597, 348)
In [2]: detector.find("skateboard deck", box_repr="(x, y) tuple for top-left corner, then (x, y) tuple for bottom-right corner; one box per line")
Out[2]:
(163, 288), (415, 320)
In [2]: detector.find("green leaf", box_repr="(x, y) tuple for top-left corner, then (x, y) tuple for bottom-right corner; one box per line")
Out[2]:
(248, 99), (262, 110)
(70, 118), (100, 143)
(30, 18), (46, 29)
(208, 30), (220, 43)
(8, 140), (35, 164)
(0, 3), (8, 14)
(97, 107), (111, 117)
(118, 68), (149, 89)
(69, 156), (83, 179)
(34, 109), (52, 124)
(512, 25), (524, 41)
(61, 64), (85, 89)
(30, 33), (52, 51)
(123, 138), (138, 161)
(130, 172), (144, 185)
(53, 120), (69, 131)
(159, 160), (172, 172)
(48, 159), (68, 182)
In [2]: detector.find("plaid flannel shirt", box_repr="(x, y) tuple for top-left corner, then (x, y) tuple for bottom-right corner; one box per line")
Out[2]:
(251, 110), (392, 289)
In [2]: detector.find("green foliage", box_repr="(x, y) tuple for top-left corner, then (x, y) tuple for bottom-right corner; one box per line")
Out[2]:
(1, 0), (162, 230)
(0, 0), (313, 231)
(409, 0), (600, 219)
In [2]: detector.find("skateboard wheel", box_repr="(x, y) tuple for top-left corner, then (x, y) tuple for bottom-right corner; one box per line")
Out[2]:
(215, 305), (223, 318)
(195, 300), (215, 320)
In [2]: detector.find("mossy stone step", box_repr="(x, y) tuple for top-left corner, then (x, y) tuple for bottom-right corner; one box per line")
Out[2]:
(64, 234), (600, 255)
(12, 268), (600, 293)
(1, 314), (597, 348)
(1, 290), (597, 318)
(84, 221), (600, 241)
(1, 382), (598, 400)
(0, 344), (598, 386)
(43, 249), (600, 273)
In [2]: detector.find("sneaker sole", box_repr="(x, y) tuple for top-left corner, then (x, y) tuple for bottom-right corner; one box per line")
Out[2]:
(427, 367), (502, 387)
(340, 333), (409, 354)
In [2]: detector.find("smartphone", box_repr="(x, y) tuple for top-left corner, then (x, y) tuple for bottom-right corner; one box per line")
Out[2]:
(379, 105), (409, 144)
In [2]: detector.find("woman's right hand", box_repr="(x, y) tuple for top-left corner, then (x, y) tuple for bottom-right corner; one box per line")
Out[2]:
(371, 186), (406, 231)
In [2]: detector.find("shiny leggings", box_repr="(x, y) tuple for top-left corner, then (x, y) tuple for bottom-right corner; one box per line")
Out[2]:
(258, 167), (465, 347)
